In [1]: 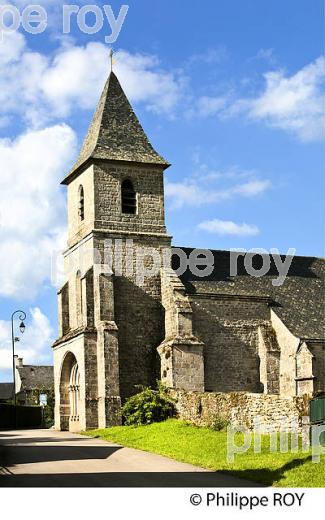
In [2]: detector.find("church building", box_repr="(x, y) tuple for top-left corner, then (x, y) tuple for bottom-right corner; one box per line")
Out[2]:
(53, 70), (325, 432)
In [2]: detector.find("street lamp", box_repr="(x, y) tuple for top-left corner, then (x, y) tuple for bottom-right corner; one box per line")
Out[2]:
(11, 310), (26, 409)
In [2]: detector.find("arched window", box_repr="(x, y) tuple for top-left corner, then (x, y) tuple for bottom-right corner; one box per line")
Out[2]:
(78, 185), (85, 222)
(121, 179), (136, 214)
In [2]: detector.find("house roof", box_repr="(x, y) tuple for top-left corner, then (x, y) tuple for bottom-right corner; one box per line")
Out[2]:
(17, 365), (54, 391)
(62, 71), (169, 185)
(172, 248), (325, 341)
(0, 383), (14, 401)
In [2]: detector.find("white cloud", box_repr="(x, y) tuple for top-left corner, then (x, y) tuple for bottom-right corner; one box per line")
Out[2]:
(249, 48), (277, 66)
(188, 57), (325, 142)
(198, 219), (260, 236)
(114, 51), (186, 114)
(225, 57), (325, 142)
(189, 95), (228, 118)
(0, 30), (25, 64)
(165, 174), (271, 209)
(186, 47), (229, 67)
(42, 46), (184, 116)
(245, 56), (325, 141)
(0, 124), (76, 298)
(165, 181), (217, 209)
(1, 31), (323, 144)
(255, 48), (274, 61)
(233, 179), (271, 197)
(0, 33), (186, 126)
(0, 307), (53, 373)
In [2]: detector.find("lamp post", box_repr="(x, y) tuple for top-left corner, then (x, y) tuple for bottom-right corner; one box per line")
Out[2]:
(11, 310), (26, 408)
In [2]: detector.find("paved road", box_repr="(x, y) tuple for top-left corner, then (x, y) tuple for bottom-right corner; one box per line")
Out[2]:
(0, 429), (260, 487)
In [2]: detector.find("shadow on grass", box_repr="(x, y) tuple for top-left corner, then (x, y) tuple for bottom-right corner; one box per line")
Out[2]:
(223, 456), (312, 486)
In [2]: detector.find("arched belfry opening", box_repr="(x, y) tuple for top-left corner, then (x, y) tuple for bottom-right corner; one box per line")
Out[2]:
(121, 179), (136, 214)
(78, 185), (85, 221)
(59, 352), (81, 431)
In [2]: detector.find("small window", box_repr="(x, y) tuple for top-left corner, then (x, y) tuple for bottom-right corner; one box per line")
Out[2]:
(121, 179), (136, 214)
(78, 185), (85, 221)
(39, 394), (47, 406)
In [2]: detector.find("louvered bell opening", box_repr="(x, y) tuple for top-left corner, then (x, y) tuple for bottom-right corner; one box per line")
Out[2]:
(78, 186), (85, 221)
(122, 180), (136, 214)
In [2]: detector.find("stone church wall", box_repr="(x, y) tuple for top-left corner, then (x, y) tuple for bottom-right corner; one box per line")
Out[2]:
(271, 310), (300, 397)
(67, 165), (95, 247)
(158, 268), (205, 391)
(114, 272), (165, 400)
(53, 333), (98, 431)
(296, 342), (325, 396)
(93, 162), (167, 236)
(94, 235), (170, 400)
(258, 324), (280, 394)
(190, 296), (270, 392)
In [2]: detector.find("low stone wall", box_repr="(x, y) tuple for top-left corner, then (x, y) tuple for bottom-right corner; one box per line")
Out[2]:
(169, 390), (310, 433)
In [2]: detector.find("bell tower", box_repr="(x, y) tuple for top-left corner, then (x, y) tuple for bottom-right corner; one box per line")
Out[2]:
(62, 71), (170, 246)
(53, 70), (172, 431)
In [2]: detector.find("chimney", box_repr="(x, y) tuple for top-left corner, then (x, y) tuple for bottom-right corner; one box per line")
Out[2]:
(14, 356), (23, 368)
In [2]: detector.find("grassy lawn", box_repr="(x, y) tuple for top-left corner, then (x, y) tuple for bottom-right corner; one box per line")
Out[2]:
(83, 419), (324, 487)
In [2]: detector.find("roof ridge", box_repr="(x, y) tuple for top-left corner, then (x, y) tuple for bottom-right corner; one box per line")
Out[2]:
(173, 246), (325, 261)
(19, 365), (53, 368)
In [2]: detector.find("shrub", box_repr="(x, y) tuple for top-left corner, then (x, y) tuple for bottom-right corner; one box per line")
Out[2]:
(122, 385), (175, 426)
(208, 415), (229, 431)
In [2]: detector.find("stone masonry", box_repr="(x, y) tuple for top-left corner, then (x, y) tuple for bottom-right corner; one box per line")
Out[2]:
(170, 390), (310, 433)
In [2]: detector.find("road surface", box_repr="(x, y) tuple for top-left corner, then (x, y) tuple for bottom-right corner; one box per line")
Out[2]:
(0, 428), (260, 487)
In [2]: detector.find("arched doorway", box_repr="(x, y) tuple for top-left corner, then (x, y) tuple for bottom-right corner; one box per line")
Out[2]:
(59, 352), (81, 431)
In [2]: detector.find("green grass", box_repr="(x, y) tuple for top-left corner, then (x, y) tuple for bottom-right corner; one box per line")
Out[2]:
(83, 419), (325, 487)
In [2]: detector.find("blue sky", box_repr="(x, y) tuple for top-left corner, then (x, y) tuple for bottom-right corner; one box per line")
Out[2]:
(0, 0), (324, 380)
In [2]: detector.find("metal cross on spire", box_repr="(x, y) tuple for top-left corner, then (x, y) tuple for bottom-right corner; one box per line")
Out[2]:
(109, 48), (114, 72)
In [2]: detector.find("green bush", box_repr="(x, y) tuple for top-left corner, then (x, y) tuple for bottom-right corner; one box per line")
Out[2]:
(208, 415), (229, 431)
(122, 385), (175, 426)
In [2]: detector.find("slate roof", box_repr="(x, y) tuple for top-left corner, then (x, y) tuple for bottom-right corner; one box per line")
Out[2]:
(62, 72), (169, 184)
(17, 365), (54, 391)
(0, 383), (14, 401)
(172, 248), (325, 341)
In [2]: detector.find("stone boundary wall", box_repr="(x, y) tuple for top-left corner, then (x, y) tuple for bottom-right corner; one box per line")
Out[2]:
(169, 390), (310, 433)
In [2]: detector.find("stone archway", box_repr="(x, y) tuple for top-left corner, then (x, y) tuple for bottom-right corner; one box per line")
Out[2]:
(59, 352), (81, 431)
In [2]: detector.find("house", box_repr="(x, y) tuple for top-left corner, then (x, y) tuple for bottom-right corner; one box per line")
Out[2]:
(15, 356), (54, 406)
(0, 383), (14, 403)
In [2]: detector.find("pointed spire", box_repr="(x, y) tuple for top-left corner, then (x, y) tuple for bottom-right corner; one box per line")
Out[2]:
(62, 71), (169, 184)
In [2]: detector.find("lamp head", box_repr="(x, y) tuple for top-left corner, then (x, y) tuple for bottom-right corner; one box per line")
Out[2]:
(19, 321), (25, 334)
